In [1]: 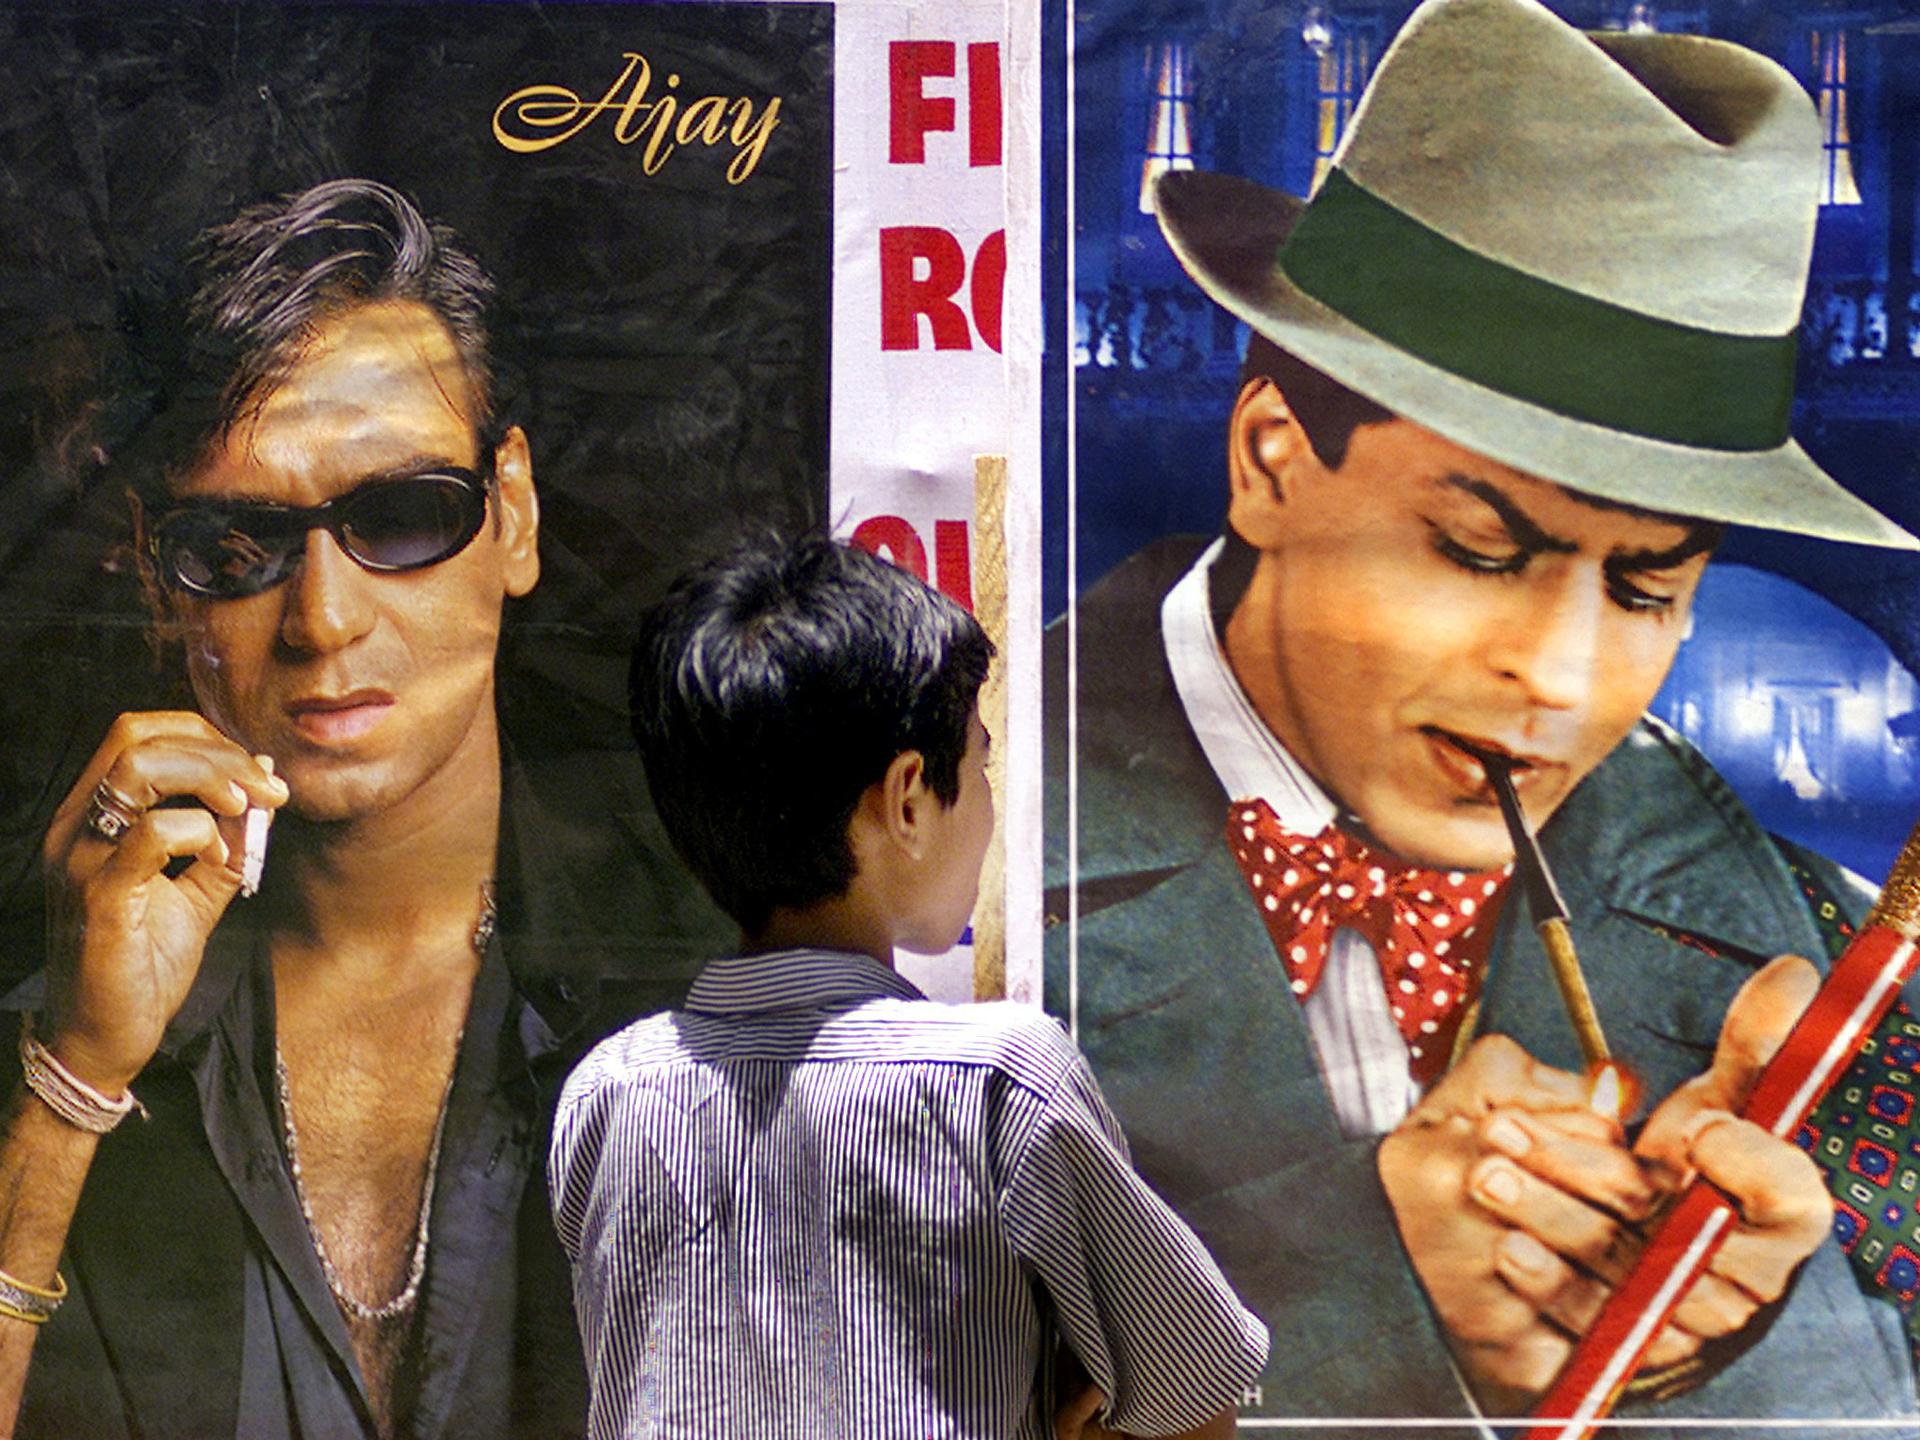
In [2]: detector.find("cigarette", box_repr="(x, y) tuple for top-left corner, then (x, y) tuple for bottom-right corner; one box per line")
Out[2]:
(238, 754), (275, 898)
(1445, 733), (1613, 1067)
(1539, 915), (1612, 1068)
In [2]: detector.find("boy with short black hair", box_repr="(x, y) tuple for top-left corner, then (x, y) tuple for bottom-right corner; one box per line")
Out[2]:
(551, 535), (1267, 1440)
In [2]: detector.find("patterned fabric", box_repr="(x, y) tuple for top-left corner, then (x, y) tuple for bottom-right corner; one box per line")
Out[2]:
(1225, 798), (1510, 1083)
(550, 948), (1269, 1440)
(1780, 848), (1920, 1369)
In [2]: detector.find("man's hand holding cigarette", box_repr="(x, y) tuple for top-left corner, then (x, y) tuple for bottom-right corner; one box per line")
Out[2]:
(1379, 957), (1832, 1413)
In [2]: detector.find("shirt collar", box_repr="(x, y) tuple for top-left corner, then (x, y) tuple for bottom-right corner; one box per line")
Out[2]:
(1161, 538), (1337, 836)
(684, 948), (925, 1016)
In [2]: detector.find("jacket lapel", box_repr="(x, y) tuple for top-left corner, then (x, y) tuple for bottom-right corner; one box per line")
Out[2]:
(1052, 552), (1477, 1420)
(1479, 721), (1827, 1102)
(1052, 537), (1352, 1199)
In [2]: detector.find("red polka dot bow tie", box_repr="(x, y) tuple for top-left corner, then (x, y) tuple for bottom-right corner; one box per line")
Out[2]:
(1226, 798), (1511, 1083)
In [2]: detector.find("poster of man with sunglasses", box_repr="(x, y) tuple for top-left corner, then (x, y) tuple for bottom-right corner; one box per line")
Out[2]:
(0, 6), (829, 1436)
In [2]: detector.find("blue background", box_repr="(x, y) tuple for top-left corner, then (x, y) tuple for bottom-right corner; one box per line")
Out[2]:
(1049, 0), (1920, 882)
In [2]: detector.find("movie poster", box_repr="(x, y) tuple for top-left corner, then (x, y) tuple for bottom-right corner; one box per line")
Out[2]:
(1045, 0), (1920, 1430)
(0, 0), (1017, 1431)
(0, 0), (833, 977)
(0, 0), (1037, 979)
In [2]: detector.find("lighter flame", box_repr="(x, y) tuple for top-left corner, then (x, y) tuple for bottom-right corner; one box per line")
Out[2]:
(1588, 1062), (1627, 1123)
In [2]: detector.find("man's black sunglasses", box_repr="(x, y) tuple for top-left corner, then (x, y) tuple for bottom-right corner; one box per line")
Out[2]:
(151, 468), (493, 600)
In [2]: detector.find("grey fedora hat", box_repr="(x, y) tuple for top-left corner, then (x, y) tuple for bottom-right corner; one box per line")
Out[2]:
(1154, 0), (1917, 549)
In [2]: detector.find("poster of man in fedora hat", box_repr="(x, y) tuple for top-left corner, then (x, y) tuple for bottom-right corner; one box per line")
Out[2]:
(1047, 0), (1920, 1428)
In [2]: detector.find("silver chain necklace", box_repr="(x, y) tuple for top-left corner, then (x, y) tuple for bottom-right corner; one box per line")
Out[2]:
(274, 883), (495, 1324)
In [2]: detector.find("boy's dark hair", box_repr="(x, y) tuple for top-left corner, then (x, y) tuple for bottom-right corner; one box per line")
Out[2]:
(123, 178), (498, 504)
(630, 535), (994, 934)
(1240, 331), (1392, 471)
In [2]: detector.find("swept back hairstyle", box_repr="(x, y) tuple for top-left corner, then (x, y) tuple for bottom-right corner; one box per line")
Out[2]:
(1239, 331), (1392, 471)
(124, 177), (498, 503)
(1235, 332), (1724, 546)
(630, 534), (994, 934)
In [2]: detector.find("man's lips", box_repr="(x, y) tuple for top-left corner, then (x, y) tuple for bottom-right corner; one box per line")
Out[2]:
(285, 690), (396, 744)
(1421, 727), (1556, 799)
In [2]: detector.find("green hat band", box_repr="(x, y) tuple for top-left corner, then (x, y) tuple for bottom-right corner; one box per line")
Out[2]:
(1277, 169), (1799, 452)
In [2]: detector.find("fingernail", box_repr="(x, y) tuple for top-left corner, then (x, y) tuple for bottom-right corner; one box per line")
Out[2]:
(255, 755), (288, 794)
(228, 782), (247, 808)
(1475, 1162), (1522, 1205)
(1499, 1230), (1554, 1274)
(1485, 1116), (1531, 1158)
(1530, 1062), (1586, 1098)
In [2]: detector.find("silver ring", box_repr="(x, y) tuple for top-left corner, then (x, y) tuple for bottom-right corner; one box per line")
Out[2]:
(83, 778), (143, 844)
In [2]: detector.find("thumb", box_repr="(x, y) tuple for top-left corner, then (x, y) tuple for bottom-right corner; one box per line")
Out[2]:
(1705, 954), (1820, 1112)
(1636, 955), (1818, 1183)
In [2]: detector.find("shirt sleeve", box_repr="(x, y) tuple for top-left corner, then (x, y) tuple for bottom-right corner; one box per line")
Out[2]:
(548, 1062), (599, 1264)
(998, 1033), (1269, 1437)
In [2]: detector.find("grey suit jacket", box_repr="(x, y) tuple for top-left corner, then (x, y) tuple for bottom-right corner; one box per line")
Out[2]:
(1044, 539), (1916, 1435)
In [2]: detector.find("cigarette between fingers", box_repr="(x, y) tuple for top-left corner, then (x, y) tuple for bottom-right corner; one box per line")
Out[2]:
(239, 754), (275, 898)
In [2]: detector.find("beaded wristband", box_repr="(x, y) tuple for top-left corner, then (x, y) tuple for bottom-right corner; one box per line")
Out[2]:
(0, 1265), (65, 1324)
(19, 1017), (144, 1134)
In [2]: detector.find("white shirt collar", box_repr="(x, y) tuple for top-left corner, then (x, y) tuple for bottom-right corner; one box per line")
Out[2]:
(686, 949), (924, 1015)
(1160, 538), (1337, 836)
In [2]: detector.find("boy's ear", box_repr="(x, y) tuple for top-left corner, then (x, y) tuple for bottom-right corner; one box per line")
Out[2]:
(873, 748), (935, 861)
(1226, 377), (1312, 551)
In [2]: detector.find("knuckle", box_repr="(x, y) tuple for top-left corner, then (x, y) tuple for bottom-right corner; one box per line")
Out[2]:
(1475, 1034), (1526, 1070)
(1447, 1291), (1532, 1345)
(1491, 1334), (1568, 1394)
(1732, 1147), (1828, 1241)
(1384, 1126), (1465, 1192)
(107, 710), (185, 750)
(1779, 1195), (1830, 1248)
(1648, 1325), (1705, 1365)
(104, 712), (144, 745)
(1497, 1256), (1563, 1307)
(1378, 1130), (1415, 1186)
(1779, 1154), (1830, 1229)
(164, 808), (217, 846)
(1691, 1296), (1751, 1339)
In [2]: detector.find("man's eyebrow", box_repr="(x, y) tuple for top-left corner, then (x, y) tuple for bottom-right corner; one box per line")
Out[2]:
(1441, 476), (1578, 556)
(1557, 483), (1722, 570)
(171, 453), (474, 507)
(1607, 528), (1720, 573)
(1444, 474), (1719, 571)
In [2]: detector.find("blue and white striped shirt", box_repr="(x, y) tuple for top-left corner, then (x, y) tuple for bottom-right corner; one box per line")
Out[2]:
(551, 948), (1268, 1439)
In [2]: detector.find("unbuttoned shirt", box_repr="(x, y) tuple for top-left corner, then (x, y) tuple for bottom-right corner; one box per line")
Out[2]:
(1162, 538), (1422, 1138)
(4, 751), (728, 1440)
(550, 947), (1269, 1440)
(9, 870), (567, 1440)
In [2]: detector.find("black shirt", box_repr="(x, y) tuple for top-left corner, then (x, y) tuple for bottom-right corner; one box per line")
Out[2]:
(10, 750), (731, 1440)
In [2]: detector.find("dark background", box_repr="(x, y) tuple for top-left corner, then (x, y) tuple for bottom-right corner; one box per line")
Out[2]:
(0, 1), (834, 908)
